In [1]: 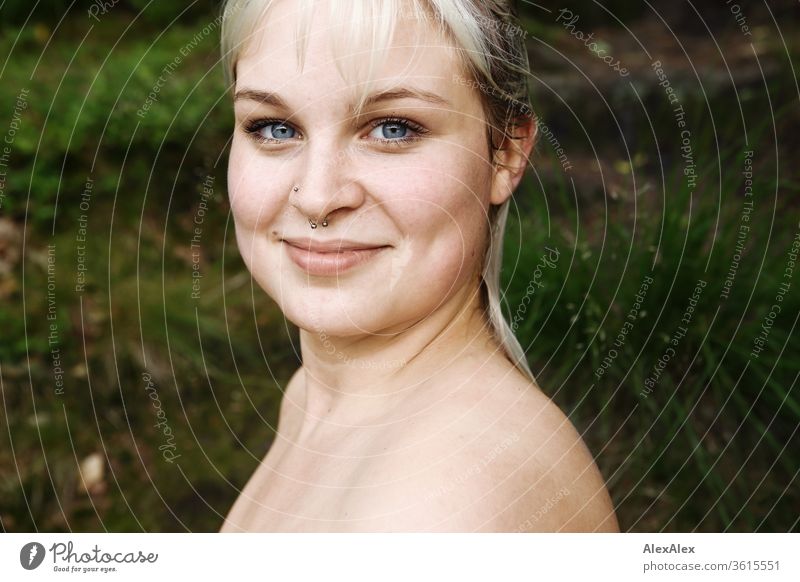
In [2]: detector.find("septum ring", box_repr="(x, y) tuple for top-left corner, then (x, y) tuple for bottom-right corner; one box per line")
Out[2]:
(293, 185), (329, 228)
(308, 216), (329, 229)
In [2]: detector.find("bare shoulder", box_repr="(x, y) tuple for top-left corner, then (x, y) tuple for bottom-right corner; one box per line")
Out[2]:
(484, 373), (620, 532)
(365, 369), (619, 532)
(219, 368), (305, 533)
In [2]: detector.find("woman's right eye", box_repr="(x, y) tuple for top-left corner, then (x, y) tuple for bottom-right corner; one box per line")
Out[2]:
(244, 119), (298, 142)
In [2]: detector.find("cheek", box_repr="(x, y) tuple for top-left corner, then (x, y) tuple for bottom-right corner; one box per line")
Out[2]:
(227, 142), (286, 232)
(376, 161), (490, 290)
(412, 204), (486, 300)
(405, 155), (489, 233)
(228, 142), (288, 298)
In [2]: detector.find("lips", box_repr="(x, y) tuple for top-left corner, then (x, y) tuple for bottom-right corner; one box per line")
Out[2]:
(281, 238), (390, 276)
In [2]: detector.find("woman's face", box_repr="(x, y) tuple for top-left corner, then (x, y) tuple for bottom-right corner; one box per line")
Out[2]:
(229, 1), (500, 337)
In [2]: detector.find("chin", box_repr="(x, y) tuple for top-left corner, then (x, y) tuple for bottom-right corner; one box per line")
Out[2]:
(288, 311), (382, 339)
(278, 289), (394, 338)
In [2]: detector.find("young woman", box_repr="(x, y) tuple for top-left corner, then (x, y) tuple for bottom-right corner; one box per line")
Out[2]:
(218, 0), (618, 532)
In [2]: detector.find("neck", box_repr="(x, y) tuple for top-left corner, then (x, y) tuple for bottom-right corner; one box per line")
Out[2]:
(296, 280), (505, 428)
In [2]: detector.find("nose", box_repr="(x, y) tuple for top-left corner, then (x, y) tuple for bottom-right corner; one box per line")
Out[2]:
(289, 140), (366, 225)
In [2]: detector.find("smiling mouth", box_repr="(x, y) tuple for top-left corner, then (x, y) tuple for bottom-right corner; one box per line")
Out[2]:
(282, 240), (390, 276)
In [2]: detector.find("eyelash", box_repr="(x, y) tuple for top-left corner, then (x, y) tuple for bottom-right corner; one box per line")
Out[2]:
(242, 116), (428, 147)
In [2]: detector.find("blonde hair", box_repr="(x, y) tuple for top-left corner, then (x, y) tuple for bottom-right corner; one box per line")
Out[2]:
(220, 0), (537, 382)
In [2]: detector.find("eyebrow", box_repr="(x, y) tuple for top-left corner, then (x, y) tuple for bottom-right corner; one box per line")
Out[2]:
(233, 86), (451, 110)
(233, 88), (288, 108)
(363, 87), (451, 108)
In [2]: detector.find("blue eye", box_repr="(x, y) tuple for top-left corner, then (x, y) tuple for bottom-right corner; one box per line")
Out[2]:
(368, 117), (427, 145)
(244, 119), (298, 142)
(372, 120), (409, 140)
(264, 122), (295, 140)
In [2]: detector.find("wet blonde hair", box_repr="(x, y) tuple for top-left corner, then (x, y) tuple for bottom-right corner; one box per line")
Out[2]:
(220, 0), (537, 382)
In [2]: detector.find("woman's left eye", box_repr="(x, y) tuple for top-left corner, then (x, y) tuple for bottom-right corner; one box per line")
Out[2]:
(370, 120), (408, 140)
(367, 118), (427, 144)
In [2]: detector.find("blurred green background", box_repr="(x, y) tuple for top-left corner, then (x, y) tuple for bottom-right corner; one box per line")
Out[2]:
(0, 0), (797, 532)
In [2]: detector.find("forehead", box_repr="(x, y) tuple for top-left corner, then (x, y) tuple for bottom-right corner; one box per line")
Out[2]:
(234, 0), (474, 110)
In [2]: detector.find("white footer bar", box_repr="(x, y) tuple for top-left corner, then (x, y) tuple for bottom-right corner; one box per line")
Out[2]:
(1, 533), (797, 581)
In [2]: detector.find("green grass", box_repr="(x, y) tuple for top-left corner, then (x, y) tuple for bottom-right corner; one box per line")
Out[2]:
(503, 124), (799, 531)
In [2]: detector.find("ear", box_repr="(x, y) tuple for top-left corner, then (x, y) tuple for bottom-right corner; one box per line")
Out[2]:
(489, 116), (537, 206)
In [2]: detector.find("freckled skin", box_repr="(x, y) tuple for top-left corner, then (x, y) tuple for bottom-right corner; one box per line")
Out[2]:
(221, 0), (618, 533)
(228, 12), (493, 337)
